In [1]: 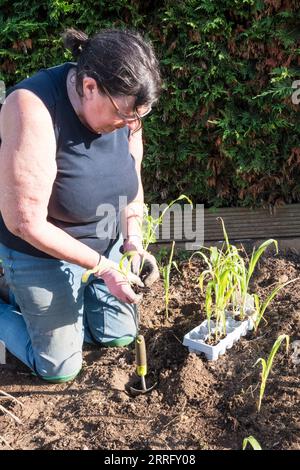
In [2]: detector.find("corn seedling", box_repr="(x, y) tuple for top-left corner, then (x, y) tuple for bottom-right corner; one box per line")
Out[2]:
(234, 238), (278, 319)
(160, 241), (179, 319)
(217, 218), (278, 319)
(242, 436), (262, 450)
(253, 278), (300, 333)
(142, 195), (193, 251)
(119, 250), (137, 277)
(191, 244), (238, 341)
(190, 219), (280, 342)
(118, 251), (145, 301)
(255, 334), (289, 412)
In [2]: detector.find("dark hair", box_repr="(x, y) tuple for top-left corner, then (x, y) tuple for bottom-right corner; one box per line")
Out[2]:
(62, 28), (161, 107)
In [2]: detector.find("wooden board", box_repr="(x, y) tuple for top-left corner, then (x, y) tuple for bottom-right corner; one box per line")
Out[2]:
(155, 203), (300, 242)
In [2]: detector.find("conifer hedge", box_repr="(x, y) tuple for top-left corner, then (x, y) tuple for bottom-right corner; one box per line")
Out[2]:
(1, 0), (300, 207)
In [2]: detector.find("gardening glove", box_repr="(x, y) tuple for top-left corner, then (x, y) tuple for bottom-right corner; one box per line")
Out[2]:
(122, 237), (160, 287)
(82, 256), (144, 304)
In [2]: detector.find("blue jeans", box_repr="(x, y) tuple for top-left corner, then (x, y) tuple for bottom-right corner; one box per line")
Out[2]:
(0, 237), (138, 382)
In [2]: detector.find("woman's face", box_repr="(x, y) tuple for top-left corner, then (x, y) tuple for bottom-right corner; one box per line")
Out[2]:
(80, 77), (140, 134)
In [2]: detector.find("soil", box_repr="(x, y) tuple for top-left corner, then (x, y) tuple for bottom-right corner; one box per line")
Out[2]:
(0, 249), (300, 450)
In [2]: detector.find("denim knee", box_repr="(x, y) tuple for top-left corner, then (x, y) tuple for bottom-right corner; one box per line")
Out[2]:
(33, 352), (83, 383)
(83, 280), (139, 346)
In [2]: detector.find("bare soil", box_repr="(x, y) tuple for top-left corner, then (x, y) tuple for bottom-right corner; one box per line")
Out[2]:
(1, 250), (300, 450)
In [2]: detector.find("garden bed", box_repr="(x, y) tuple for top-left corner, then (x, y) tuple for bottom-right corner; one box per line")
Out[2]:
(0, 250), (299, 450)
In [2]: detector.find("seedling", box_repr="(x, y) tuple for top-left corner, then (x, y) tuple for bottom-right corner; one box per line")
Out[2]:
(242, 436), (262, 450)
(255, 334), (289, 412)
(217, 218), (278, 319)
(160, 241), (179, 319)
(184, 219), (294, 361)
(118, 251), (146, 299)
(189, 219), (283, 345)
(253, 278), (300, 332)
(142, 194), (193, 251)
(191, 242), (239, 340)
(82, 252), (136, 284)
(119, 250), (137, 277)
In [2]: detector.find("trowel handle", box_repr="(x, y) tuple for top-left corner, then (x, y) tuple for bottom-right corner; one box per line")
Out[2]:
(135, 335), (147, 377)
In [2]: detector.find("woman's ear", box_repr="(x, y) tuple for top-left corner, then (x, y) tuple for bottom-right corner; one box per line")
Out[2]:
(82, 77), (98, 100)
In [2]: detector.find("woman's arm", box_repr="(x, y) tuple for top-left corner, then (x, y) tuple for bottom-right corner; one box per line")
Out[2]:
(123, 128), (144, 243)
(122, 127), (160, 286)
(0, 89), (99, 269)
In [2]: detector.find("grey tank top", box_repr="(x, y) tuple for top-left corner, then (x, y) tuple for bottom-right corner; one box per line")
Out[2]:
(0, 63), (139, 258)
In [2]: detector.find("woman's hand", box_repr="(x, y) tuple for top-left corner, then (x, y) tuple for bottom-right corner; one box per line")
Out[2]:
(122, 237), (160, 287)
(94, 256), (144, 304)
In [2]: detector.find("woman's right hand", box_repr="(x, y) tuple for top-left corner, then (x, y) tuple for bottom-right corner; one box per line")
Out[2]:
(94, 257), (144, 304)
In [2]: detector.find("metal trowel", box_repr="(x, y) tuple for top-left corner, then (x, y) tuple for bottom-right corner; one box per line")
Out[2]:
(130, 335), (156, 396)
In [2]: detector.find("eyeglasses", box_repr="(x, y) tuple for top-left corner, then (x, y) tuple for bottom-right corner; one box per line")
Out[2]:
(99, 83), (152, 133)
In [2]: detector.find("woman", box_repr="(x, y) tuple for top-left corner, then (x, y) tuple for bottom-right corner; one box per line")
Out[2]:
(0, 28), (161, 382)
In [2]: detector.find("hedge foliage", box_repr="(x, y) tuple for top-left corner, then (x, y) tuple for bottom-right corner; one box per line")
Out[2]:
(1, 0), (300, 207)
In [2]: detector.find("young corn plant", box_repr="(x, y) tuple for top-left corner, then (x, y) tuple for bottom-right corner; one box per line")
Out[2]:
(253, 278), (300, 333)
(160, 241), (179, 320)
(142, 194), (193, 251)
(82, 252), (137, 285)
(119, 251), (137, 277)
(242, 436), (262, 450)
(217, 217), (278, 319)
(255, 334), (289, 412)
(191, 244), (238, 341)
(235, 238), (278, 319)
(190, 218), (280, 342)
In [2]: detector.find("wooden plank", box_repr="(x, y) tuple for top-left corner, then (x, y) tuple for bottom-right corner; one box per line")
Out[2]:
(156, 203), (300, 242)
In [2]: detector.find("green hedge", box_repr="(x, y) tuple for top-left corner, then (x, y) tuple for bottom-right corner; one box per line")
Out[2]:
(1, 0), (300, 207)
